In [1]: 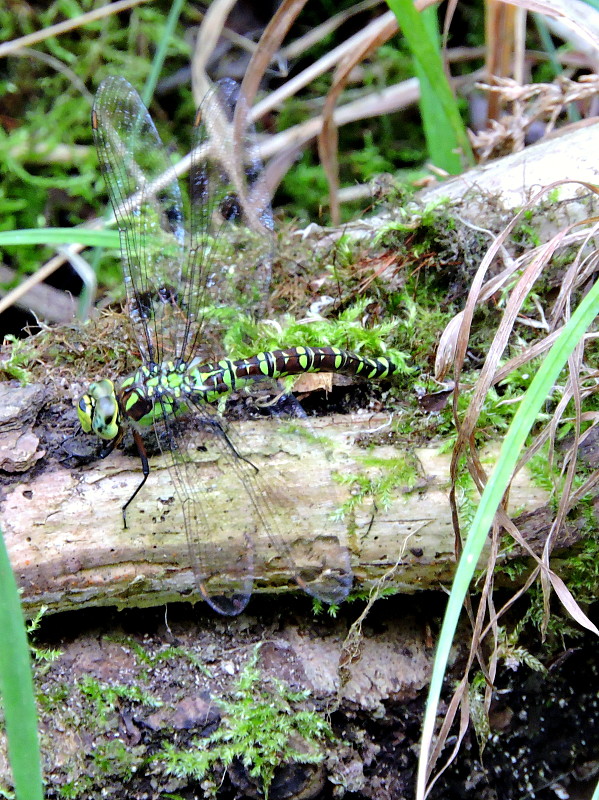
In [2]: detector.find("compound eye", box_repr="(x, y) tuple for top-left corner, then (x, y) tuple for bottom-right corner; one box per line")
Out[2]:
(93, 395), (120, 440)
(77, 394), (94, 433)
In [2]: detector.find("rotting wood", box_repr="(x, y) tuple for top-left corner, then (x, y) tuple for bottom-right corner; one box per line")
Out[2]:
(310, 120), (599, 250)
(0, 382), (555, 616)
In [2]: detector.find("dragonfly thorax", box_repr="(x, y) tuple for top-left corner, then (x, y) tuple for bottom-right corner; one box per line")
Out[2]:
(118, 361), (204, 426)
(77, 361), (216, 443)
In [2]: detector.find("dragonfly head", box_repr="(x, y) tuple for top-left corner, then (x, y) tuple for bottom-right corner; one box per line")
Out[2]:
(77, 378), (121, 441)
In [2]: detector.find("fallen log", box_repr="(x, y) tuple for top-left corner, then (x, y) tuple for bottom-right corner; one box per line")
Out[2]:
(0, 380), (553, 616)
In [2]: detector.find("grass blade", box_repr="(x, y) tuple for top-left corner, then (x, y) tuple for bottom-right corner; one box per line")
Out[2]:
(0, 228), (119, 247)
(416, 275), (599, 799)
(385, 0), (473, 172)
(141, 0), (186, 107)
(0, 525), (43, 799)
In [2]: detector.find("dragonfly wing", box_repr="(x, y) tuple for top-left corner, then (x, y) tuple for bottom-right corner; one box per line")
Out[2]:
(184, 401), (353, 607)
(92, 77), (187, 365)
(153, 407), (254, 615)
(184, 78), (275, 361)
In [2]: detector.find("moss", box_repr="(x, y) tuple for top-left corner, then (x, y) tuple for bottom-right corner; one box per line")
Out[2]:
(0, 335), (36, 384)
(333, 451), (423, 520)
(104, 635), (212, 679)
(54, 739), (146, 799)
(157, 645), (333, 799)
(77, 674), (162, 727)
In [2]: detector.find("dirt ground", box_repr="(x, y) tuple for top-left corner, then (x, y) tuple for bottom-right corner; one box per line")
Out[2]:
(3, 593), (598, 800)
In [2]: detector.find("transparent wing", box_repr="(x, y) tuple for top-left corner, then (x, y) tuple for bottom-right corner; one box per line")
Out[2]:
(92, 76), (186, 365)
(182, 78), (275, 362)
(230, 417), (353, 607)
(94, 78), (350, 612)
(153, 407), (255, 615)
(154, 402), (352, 614)
(93, 76), (274, 366)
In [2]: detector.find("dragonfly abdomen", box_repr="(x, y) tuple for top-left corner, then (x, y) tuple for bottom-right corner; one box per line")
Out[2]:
(188, 346), (399, 402)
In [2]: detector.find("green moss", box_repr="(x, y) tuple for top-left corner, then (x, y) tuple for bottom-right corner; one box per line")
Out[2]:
(0, 335), (36, 384)
(333, 451), (422, 519)
(392, 290), (453, 367)
(513, 219), (542, 249)
(89, 739), (143, 784)
(374, 197), (451, 245)
(219, 299), (410, 374)
(157, 646), (333, 799)
(557, 528), (599, 605)
(526, 444), (560, 494)
(55, 739), (146, 799)
(104, 635), (211, 679)
(77, 674), (162, 727)
(57, 782), (81, 800)
(498, 508), (599, 643)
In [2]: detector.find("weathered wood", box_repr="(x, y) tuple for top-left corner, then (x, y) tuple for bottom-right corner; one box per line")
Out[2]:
(0, 381), (551, 616)
(424, 118), (599, 218)
(314, 120), (599, 249)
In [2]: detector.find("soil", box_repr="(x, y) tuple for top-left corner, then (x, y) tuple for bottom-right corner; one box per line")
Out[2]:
(4, 594), (598, 800)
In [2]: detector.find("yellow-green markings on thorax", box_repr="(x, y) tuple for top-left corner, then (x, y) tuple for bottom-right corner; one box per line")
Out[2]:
(120, 362), (193, 425)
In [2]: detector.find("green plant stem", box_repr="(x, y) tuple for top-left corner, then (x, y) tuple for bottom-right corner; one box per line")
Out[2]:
(0, 525), (43, 799)
(142, 0), (186, 107)
(0, 228), (119, 247)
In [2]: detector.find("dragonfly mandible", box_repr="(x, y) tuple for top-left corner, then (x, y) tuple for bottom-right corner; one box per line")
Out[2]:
(77, 76), (400, 615)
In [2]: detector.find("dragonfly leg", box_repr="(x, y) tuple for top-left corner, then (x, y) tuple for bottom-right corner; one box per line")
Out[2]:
(212, 418), (259, 473)
(122, 429), (150, 530)
(98, 435), (120, 460)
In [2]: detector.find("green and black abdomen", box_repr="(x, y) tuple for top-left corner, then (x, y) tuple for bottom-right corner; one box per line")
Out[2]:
(189, 346), (399, 402)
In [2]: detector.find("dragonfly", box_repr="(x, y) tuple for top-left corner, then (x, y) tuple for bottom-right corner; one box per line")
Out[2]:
(77, 76), (400, 615)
